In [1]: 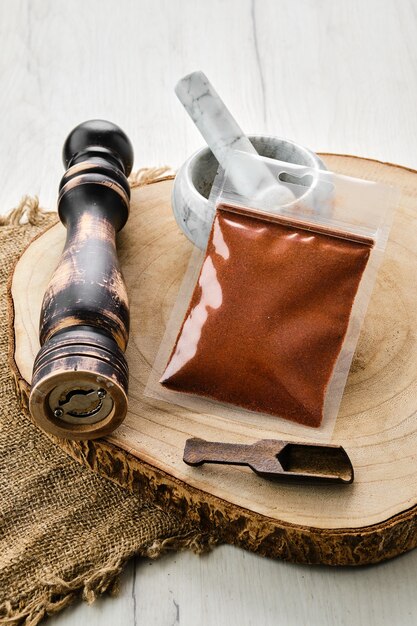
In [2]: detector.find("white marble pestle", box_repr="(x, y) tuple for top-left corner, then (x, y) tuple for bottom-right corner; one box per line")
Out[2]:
(175, 71), (295, 209)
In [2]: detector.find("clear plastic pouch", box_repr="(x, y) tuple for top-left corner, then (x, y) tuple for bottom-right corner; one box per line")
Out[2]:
(146, 152), (399, 441)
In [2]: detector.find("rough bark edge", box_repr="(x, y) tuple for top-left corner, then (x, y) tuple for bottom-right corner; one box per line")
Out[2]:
(10, 359), (417, 568)
(6, 158), (417, 570)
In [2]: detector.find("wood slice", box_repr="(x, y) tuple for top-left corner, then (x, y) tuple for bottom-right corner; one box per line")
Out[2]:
(8, 157), (417, 565)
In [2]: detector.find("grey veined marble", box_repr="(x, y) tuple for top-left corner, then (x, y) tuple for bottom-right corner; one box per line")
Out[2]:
(175, 71), (260, 170)
(172, 135), (327, 249)
(175, 71), (296, 222)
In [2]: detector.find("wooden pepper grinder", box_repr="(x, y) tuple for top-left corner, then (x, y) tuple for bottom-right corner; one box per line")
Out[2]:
(29, 120), (133, 439)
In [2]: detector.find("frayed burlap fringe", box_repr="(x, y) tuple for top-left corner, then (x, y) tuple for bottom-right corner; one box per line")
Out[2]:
(0, 196), (49, 228)
(145, 530), (217, 560)
(128, 166), (173, 188)
(0, 558), (121, 626)
(0, 529), (209, 626)
(0, 167), (218, 626)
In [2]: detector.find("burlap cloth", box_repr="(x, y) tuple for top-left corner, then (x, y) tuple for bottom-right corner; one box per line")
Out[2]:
(0, 172), (206, 625)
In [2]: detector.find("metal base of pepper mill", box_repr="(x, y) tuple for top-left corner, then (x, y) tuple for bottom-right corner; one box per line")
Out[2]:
(30, 327), (128, 438)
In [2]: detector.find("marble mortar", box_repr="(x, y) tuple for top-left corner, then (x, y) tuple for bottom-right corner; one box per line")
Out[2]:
(172, 136), (326, 249)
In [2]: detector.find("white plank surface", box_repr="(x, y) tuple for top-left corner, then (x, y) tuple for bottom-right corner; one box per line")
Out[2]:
(1, 0), (417, 624)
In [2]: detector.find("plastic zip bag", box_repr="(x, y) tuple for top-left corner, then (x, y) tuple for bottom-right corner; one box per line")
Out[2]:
(146, 153), (399, 441)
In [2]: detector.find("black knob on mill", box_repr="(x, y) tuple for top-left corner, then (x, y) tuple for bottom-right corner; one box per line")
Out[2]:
(29, 120), (133, 439)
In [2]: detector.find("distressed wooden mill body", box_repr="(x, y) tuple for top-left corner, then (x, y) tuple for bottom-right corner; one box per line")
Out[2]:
(29, 120), (133, 439)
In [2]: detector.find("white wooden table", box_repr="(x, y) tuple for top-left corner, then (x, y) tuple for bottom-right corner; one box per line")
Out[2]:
(1, 1), (417, 624)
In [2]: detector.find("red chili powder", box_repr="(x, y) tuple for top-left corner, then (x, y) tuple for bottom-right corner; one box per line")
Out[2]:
(160, 204), (373, 427)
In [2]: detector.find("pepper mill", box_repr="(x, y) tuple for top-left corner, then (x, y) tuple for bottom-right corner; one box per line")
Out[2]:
(29, 120), (133, 439)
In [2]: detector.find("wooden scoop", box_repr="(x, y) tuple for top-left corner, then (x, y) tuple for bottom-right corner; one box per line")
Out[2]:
(183, 438), (354, 484)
